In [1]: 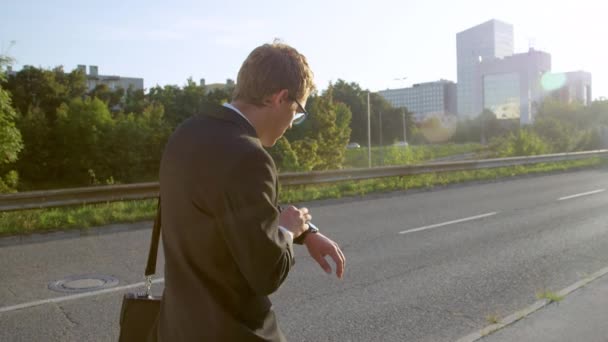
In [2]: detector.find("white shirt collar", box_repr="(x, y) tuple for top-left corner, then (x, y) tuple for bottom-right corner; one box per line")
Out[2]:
(223, 103), (254, 128)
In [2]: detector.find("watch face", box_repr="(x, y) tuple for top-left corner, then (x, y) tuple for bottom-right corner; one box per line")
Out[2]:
(307, 221), (320, 233)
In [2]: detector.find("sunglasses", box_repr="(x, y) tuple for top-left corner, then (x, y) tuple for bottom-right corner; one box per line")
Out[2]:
(292, 99), (308, 125)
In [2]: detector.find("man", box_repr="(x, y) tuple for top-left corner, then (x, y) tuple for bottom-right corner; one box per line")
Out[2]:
(152, 42), (346, 341)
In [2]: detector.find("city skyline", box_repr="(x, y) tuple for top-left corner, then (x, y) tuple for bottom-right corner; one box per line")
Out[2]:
(2, 0), (605, 99)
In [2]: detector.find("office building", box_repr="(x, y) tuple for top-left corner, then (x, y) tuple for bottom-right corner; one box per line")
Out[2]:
(200, 78), (235, 94)
(76, 65), (144, 92)
(545, 71), (592, 105)
(379, 80), (457, 121)
(479, 48), (552, 124)
(457, 19), (514, 118)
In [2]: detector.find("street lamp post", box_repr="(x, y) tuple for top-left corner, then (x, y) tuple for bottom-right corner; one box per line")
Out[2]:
(367, 91), (371, 168)
(379, 111), (383, 166)
(393, 76), (409, 145)
(379, 111), (383, 146)
(401, 108), (407, 143)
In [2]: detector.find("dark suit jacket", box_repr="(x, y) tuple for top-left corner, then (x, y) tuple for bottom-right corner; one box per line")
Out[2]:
(151, 105), (295, 341)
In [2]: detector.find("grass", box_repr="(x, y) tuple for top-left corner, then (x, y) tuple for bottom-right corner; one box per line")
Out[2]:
(486, 314), (500, 324)
(536, 289), (564, 303)
(280, 158), (606, 203)
(0, 157), (605, 237)
(343, 143), (482, 168)
(0, 199), (157, 237)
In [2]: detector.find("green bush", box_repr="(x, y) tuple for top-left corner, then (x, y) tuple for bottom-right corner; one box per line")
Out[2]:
(267, 137), (299, 172)
(490, 129), (550, 157)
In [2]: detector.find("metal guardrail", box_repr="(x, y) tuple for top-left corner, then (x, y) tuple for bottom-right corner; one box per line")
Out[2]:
(1, 150), (607, 212)
(0, 182), (160, 212)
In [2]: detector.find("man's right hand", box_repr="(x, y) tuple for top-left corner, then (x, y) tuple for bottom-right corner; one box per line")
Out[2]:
(279, 205), (311, 238)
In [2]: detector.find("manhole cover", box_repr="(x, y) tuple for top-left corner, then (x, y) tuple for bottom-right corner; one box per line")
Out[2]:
(48, 274), (119, 293)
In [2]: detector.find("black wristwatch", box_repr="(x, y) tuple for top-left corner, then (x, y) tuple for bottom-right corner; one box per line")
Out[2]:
(294, 221), (319, 245)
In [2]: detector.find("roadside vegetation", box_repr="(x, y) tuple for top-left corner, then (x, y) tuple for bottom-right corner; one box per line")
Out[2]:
(1, 158), (604, 236)
(1, 58), (608, 236)
(343, 143), (481, 168)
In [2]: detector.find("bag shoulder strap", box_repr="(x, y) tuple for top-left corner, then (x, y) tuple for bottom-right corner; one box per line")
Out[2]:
(145, 198), (161, 277)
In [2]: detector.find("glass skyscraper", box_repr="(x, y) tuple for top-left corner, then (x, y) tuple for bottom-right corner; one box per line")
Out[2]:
(479, 49), (552, 124)
(456, 19), (514, 118)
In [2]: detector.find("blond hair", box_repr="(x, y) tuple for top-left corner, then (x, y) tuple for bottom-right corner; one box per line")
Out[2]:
(233, 41), (315, 106)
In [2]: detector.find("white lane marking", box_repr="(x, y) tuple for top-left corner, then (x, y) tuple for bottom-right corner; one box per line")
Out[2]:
(558, 189), (605, 201)
(0, 278), (165, 314)
(398, 212), (498, 235)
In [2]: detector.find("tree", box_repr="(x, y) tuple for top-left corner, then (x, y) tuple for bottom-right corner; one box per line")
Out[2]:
(0, 55), (23, 192)
(5, 65), (86, 122)
(4, 68), (243, 189)
(148, 84), (181, 128)
(283, 89), (352, 171)
(54, 97), (114, 185)
(203, 81), (234, 110)
(452, 118), (481, 143)
(451, 110), (518, 144)
(290, 140), (321, 171)
(123, 86), (146, 115)
(533, 99), (591, 152)
(88, 84), (124, 112)
(15, 106), (52, 187)
(330, 80), (414, 146)
(106, 103), (171, 182)
(54, 66), (88, 100)
(476, 109), (517, 144)
(331, 80), (367, 144)
(266, 136), (299, 172)
(148, 79), (211, 128)
(307, 91), (352, 170)
(381, 106), (415, 145)
(584, 100), (608, 126)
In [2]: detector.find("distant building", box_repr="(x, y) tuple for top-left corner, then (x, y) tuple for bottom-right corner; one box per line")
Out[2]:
(6, 65), (16, 76)
(456, 19), (595, 125)
(478, 48), (552, 124)
(199, 78), (235, 94)
(378, 79), (457, 121)
(457, 19), (514, 118)
(77, 65), (144, 92)
(545, 71), (592, 106)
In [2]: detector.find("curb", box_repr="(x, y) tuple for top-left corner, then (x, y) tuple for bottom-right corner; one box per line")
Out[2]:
(455, 265), (608, 342)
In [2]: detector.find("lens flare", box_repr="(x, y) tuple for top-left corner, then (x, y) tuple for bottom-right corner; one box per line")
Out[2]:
(541, 72), (567, 92)
(419, 113), (457, 143)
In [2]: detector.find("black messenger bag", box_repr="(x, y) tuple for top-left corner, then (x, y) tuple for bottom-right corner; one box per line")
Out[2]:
(118, 200), (162, 342)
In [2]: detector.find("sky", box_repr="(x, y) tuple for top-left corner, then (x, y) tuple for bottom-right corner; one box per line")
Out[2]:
(2, 0), (607, 98)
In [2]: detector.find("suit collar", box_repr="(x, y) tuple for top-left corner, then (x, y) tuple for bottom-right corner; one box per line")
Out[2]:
(203, 104), (258, 138)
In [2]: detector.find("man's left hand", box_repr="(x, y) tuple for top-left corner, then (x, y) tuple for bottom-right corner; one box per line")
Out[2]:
(303, 233), (345, 279)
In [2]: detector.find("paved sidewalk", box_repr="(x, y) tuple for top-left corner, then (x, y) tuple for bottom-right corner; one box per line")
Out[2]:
(479, 273), (608, 342)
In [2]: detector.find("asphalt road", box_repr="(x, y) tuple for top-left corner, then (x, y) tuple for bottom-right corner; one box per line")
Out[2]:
(1, 167), (608, 341)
